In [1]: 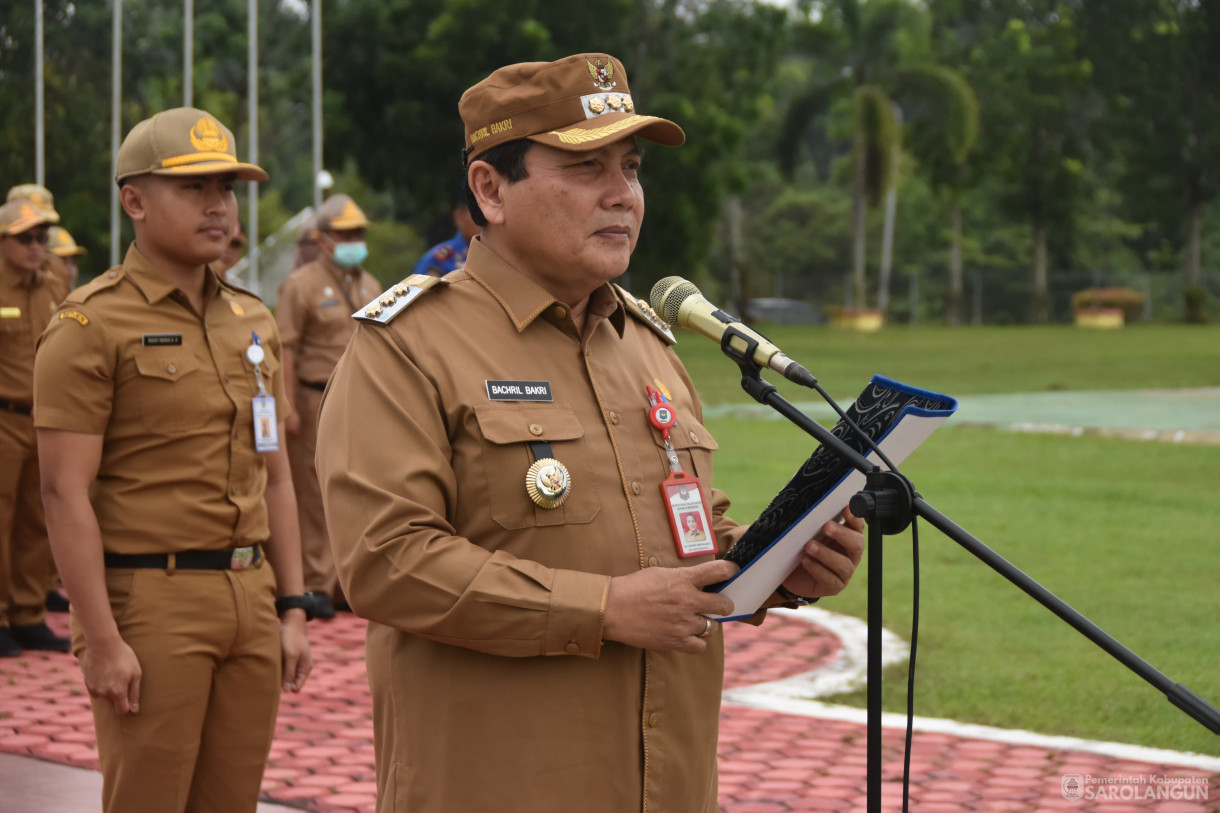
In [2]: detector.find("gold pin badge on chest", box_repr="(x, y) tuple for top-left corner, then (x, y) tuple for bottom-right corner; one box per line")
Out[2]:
(526, 458), (571, 509)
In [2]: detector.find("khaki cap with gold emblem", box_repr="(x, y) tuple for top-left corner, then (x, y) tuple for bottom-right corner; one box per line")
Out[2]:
(6, 184), (60, 223)
(459, 53), (685, 166)
(316, 194), (369, 231)
(115, 106), (269, 185)
(0, 198), (52, 236)
(48, 226), (87, 257)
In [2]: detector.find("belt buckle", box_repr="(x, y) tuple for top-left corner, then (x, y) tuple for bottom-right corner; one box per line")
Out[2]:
(229, 546), (255, 571)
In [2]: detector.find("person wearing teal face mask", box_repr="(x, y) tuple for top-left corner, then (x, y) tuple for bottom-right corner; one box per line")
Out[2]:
(275, 193), (381, 619)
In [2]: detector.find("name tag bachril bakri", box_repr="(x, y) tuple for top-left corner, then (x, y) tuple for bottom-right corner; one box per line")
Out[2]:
(485, 380), (553, 402)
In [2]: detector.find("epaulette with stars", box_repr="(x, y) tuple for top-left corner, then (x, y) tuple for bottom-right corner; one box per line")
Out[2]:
(614, 284), (676, 345)
(352, 274), (442, 325)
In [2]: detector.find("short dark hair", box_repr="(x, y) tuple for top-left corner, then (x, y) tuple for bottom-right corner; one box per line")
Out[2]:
(464, 140), (533, 227)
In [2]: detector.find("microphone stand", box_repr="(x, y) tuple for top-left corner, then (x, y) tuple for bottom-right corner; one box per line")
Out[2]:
(717, 326), (1220, 813)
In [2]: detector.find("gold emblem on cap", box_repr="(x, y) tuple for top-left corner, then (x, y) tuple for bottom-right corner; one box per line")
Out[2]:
(189, 117), (229, 153)
(607, 94), (623, 111)
(525, 458), (571, 509)
(587, 96), (606, 115)
(587, 57), (617, 91)
(624, 97), (635, 113)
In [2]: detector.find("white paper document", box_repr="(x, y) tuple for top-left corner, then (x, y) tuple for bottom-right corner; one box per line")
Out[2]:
(709, 376), (957, 621)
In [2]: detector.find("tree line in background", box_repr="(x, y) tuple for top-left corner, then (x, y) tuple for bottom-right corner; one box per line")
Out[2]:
(1, 0), (1217, 324)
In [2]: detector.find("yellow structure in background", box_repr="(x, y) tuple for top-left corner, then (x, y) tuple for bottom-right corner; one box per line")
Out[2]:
(1074, 308), (1124, 329)
(830, 308), (885, 332)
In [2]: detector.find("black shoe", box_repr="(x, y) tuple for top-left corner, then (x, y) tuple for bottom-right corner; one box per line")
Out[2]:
(309, 592), (337, 620)
(10, 623), (71, 653)
(46, 590), (71, 613)
(0, 627), (21, 657)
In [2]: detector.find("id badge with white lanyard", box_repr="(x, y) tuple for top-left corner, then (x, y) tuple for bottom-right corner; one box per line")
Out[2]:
(245, 332), (280, 453)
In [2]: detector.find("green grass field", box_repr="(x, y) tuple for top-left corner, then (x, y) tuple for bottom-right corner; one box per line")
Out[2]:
(674, 323), (1220, 404)
(676, 325), (1220, 756)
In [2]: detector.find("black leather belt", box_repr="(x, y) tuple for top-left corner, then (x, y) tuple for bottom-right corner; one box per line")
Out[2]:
(104, 546), (261, 571)
(299, 380), (327, 392)
(0, 398), (32, 416)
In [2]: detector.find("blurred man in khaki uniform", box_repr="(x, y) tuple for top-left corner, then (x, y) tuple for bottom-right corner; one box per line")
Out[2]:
(34, 107), (312, 813)
(276, 194), (379, 617)
(292, 214), (321, 269)
(316, 54), (864, 813)
(0, 199), (70, 656)
(8, 184), (72, 289)
(48, 226), (87, 289)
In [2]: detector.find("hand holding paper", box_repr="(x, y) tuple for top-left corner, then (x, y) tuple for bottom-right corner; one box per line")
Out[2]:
(781, 507), (866, 600)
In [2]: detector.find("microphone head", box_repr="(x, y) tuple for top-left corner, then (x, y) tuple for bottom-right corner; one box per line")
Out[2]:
(650, 276), (700, 326)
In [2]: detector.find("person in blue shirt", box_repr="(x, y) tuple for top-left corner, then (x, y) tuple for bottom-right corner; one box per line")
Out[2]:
(412, 195), (480, 277)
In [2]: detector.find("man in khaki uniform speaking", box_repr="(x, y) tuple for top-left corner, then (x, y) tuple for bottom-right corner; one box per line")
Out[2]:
(33, 107), (312, 813)
(316, 54), (864, 813)
(0, 199), (70, 656)
(276, 193), (380, 618)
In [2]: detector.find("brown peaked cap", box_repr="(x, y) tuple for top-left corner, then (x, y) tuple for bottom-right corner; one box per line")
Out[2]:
(459, 53), (685, 165)
(116, 107), (268, 185)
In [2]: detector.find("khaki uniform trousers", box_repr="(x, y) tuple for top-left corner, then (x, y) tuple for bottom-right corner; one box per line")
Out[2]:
(288, 384), (336, 598)
(72, 559), (282, 813)
(0, 411), (52, 627)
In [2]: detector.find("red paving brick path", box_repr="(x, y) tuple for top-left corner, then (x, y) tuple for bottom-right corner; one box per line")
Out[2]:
(1, 612), (1216, 812)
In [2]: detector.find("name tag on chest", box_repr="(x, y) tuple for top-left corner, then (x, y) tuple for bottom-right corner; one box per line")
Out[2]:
(485, 380), (553, 402)
(143, 333), (183, 346)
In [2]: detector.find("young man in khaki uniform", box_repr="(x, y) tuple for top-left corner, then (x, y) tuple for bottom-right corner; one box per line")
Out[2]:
(316, 54), (865, 813)
(34, 107), (312, 813)
(0, 199), (70, 656)
(276, 193), (380, 618)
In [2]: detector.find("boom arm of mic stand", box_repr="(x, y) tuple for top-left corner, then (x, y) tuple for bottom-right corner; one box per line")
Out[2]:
(719, 330), (1220, 734)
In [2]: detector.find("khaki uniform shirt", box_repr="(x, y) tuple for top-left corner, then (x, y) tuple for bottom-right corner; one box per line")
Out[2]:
(275, 255), (380, 385)
(33, 245), (285, 555)
(316, 238), (747, 813)
(0, 258), (67, 405)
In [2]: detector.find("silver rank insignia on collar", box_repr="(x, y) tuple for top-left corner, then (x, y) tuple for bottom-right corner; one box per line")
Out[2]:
(353, 274), (441, 325)
(614, 284), (676, 345)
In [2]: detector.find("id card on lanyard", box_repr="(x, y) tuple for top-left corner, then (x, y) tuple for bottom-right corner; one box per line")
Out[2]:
(246, 332), (280, 453)
(647, 386), (716, 558)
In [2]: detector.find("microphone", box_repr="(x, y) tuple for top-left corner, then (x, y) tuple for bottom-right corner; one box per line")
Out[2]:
(650, 276), (816, 387)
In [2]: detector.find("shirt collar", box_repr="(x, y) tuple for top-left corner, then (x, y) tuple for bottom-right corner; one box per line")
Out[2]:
(121, 243), (224, 306)
(463, 237), (626, 338)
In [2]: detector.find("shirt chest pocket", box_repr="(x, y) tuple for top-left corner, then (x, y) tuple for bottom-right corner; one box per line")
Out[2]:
(473, 405), (601, 531)
(653, 415), (719, 482)
(133, 351), (205, 434)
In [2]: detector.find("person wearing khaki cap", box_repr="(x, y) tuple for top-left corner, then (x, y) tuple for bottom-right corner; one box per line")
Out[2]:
(0, 198), (71, 658)
(7, 183), (61, 223)
(276, 192), (379, 619)
(33, 106), (312, 813)
(316, 54), (864, 813)
(47, 226), (87, 289)
(7, 184), (75, 290)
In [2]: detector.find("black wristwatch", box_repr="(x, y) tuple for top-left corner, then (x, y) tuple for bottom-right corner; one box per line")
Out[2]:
(776, 585), (817, 607)
(275, 593), (317, 620)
